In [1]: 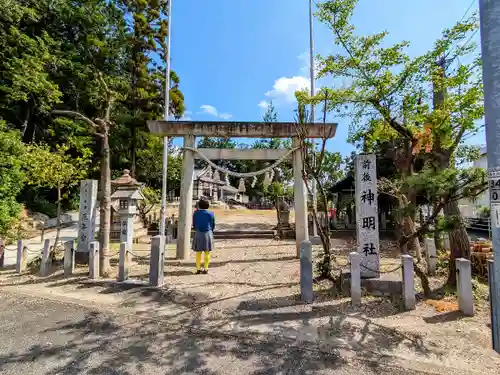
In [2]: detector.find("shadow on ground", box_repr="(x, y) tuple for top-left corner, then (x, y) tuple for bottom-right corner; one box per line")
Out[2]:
(0, 285), (445, 375)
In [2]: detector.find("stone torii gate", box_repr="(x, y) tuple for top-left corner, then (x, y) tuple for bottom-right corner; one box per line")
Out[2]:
(147, 120), (337, 259)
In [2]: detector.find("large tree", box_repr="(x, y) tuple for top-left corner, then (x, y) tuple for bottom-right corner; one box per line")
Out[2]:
(313, 0), (485, 288)
(0, 121), (26, 239)
(118, 0), (185, 177)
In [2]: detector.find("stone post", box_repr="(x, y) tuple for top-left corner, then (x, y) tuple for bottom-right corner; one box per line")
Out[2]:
(16, 240), (26, 274)
(349, 252), (361, 305)
(40, 239), (51, 277)
(176, 134), (195, 260)
(292, 137), (309, 257)
(149, 235), (165, 287)
(0, 238), (4, 268)
(401, 255), (416, 310)
(300, 240), (313, 303)
(89, 241), (100, 279)
(424, 238), (437, 276)
(488, 260), (500, 352)
(77, 180), (98, 253)
(64, 240), (75, 276)
(118, 242), (129, 282)
(355, 154), (380, 278)
(120, 215), (134, 251)
(456, 258), (474, 316)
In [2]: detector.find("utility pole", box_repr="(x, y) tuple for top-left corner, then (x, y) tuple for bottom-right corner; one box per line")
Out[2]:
(309, 0), (318, 238)
(160, 0), (173, 238)
(479, 0), (500, 354)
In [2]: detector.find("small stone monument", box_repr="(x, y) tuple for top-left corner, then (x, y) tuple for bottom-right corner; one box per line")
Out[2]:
(355, 154), (380, 278)
(77, 180), (98, 253)
(111, 170), (144, 250)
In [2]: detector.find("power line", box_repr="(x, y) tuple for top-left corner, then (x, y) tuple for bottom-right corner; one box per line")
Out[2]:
(459, 0), (476, 23)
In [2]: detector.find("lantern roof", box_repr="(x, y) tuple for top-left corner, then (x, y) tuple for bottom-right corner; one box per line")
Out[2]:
(111, 169), (141, 188)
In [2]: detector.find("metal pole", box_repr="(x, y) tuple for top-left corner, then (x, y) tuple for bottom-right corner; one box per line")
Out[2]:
(309, 0), (318, 237)
(160, 0), (173, 237)
(479, 0), (500, 354)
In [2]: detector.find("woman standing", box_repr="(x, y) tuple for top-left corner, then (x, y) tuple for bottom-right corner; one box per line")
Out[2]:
(192, 199), (215, 274)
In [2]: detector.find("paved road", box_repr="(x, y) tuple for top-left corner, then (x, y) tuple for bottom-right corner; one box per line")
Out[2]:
(0, 291), (441, 375)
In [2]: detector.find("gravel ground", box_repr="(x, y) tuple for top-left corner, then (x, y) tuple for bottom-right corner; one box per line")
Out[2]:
(1, 211), (499, 374)
(0, 290), (487, 375)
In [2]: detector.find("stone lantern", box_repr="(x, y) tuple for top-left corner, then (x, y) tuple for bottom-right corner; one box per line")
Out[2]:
(277, 197), (290, 229)
(111, 170), (144, 249)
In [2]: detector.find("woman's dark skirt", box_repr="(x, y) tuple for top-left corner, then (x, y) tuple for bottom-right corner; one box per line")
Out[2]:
(192, 230), (214, 252)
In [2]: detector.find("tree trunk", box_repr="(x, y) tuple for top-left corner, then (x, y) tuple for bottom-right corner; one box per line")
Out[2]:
(445, 200), (470, 287)
(20, 97), (32, 138)
(54, 183), (62, 249)
(130, 123), (136, 178)
(403, 216), (422, 261)
(99, 131), (112, 276)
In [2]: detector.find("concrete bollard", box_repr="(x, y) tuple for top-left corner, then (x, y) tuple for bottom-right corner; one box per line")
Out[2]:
(300, 240), (313, 303)
(456, 258), (474, 316)
(424, 238), (437, 276)
(0, 238), (4, 268)
(89, 241), (100, 279)
(118, 242), (129, 282)
(40, 239), (51, 276)
(149, 235), (165, 287)
(487, 260), (500, 353)
(16, 240), (26, 274)
(64, 240), (75, 276)
(349, 252), (361, 305)
(401, 255), (416, 310)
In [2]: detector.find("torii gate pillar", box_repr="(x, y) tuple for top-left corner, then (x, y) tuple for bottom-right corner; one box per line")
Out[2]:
(177, 134), (195, 260)
(292, 136), (309, 256)
(147, 120), (337, 261)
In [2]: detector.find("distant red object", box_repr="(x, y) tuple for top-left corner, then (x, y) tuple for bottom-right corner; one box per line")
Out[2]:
(328, 208), (335, 218)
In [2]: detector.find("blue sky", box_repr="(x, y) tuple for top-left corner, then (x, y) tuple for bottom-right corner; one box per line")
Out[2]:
(169, 0), (483, 156)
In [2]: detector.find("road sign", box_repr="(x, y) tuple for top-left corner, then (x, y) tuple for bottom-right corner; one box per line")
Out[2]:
(490, 178), (500, 202)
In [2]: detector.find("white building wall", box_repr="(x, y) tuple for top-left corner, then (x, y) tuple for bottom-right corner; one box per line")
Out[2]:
(460, 147), (488, 217)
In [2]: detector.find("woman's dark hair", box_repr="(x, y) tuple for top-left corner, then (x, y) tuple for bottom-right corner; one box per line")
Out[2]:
(198, 199), (210, 210)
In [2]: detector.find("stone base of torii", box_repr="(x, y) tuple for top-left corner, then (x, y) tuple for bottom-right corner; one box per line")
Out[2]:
(146, 120), (338, 259)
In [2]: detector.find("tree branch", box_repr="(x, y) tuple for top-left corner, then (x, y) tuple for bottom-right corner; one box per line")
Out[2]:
(51, 110), (104, 137)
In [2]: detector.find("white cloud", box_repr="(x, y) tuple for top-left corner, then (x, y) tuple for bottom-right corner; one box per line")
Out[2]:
(258, 100), (269, 109)
(297, 51), (321, 75)
(199, 105), (232, 120)
(200, 105), (218, 116)
(265, 76), (310, 103)
(258, 51), (327, 108)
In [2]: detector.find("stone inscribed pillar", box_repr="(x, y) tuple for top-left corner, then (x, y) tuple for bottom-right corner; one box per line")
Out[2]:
(355, 154), (380, 278)
(77, 180), (98, 253)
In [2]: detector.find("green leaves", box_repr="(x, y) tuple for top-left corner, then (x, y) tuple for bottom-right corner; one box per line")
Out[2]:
(25, 143), (92, 192)
(0, 121), (26, 235)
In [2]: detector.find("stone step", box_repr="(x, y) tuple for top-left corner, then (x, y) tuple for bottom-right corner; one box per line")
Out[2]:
(213, 234), (275, 239)
(212, 230), (276, 239)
